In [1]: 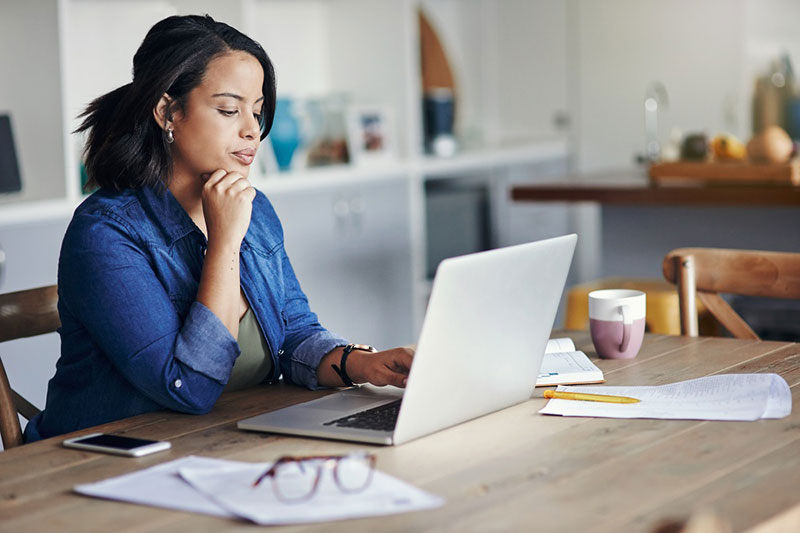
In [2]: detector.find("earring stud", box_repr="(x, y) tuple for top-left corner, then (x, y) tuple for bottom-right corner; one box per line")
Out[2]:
(166, 128), (174, 144)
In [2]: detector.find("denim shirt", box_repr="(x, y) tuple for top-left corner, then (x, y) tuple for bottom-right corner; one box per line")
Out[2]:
(24, 186), (348, 442)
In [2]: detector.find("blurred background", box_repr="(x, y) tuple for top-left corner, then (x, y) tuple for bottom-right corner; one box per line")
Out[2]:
(2, 0), (800, 444)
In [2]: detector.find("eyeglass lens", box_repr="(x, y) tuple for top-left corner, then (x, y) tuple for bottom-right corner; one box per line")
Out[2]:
(334, 454), (374, 493)
(271, 454), (374, 502)
(272, 461), (319, 501)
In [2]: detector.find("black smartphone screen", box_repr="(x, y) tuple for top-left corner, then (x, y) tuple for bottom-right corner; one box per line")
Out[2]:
(74, 434), (159, 450)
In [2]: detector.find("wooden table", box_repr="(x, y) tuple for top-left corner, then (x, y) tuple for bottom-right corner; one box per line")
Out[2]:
(2, 332), (799, 532)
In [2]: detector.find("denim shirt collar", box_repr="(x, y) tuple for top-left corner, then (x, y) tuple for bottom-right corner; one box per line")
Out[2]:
(137, 185), (203, 246)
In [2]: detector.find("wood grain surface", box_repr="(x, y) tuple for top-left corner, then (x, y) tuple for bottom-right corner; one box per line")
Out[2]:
(511, 182), (800, 206)
(1, 331), (798, 532)
(649, 160), (800, 187)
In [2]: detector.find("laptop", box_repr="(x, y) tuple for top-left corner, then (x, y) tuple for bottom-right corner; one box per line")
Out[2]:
(238, 234), (577, 445)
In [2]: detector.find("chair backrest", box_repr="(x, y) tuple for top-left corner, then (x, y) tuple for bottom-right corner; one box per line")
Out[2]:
(662, 248), (800, 339)
(0, 285), (59, 449)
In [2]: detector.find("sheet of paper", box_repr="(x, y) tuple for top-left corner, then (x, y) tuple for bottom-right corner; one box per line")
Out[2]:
(763, 373), (793, 419)
(73, 456), (234, 517)
(73, 455), (444, 526)
(545, 338), (576, 354)
(538, 373), (792, 421)
(178, 459), (444, 525)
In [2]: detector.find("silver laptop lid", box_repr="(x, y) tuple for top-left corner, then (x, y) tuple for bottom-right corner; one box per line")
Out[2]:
(392, 234), (577, 444)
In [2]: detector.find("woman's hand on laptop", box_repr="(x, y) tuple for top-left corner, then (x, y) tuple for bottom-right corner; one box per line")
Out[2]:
(350, 347), (415, 388)
(318, 346), (414, 388)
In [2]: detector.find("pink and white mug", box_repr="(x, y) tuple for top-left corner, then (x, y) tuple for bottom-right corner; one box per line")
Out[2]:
(588, 289), (646, 359)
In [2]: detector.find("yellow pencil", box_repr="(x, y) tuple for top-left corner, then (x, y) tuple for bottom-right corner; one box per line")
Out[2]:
(543, 390), (640, 404)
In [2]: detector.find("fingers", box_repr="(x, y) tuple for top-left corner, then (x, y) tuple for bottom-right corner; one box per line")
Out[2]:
(391, 346), (415, 372)
(203, 170), (255, 199)
(202, 168), (228, 186)
(363, 347), (414, 388)
(380, 368), (408, 388)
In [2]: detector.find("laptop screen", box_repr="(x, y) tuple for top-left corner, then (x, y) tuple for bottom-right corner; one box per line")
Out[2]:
(0, 114), (22, 194)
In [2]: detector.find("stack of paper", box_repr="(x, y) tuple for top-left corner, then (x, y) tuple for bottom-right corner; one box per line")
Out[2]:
(536, 338), (604, 386)
(74, 456), (444, 525)
(539, 373), (792, 421)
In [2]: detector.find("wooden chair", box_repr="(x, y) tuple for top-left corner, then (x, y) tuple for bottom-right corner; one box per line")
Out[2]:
(662, 248), (800, 339)
(0, 285), (59, 449)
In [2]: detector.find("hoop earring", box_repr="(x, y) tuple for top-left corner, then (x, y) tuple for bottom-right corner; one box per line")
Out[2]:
(166, 128), (174, 144)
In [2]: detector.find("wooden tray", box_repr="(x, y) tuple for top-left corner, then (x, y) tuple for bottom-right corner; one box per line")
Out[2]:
(649, 160), (800, 186)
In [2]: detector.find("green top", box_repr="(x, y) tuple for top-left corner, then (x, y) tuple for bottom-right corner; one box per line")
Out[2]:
(224, 307), (273, 392)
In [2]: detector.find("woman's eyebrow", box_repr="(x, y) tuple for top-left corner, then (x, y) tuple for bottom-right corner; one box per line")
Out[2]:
(212, 92), (265, 104)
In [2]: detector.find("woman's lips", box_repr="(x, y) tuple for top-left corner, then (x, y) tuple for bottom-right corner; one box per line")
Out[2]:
(232, 148), (255, 165)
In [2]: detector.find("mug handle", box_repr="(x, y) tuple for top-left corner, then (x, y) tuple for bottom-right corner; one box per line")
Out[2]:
(619, 304), (632, 352)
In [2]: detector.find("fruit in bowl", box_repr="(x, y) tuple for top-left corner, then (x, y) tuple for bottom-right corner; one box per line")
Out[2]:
(711, 134), (746, 161)
(680, 133), (708, 161)
(746, 126), (794, 164)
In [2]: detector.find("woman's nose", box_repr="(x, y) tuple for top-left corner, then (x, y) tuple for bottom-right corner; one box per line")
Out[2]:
(242, 115), (260, 139)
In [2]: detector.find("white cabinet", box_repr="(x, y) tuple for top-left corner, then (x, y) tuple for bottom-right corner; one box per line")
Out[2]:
(0, 217), (70, 293)
(267, 176), (414, 350)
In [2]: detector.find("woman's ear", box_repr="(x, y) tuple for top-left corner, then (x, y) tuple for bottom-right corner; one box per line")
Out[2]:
(152, 93), (173, 131)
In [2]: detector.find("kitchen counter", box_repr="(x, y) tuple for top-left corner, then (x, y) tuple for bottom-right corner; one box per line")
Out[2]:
(511, 169), (800, 206)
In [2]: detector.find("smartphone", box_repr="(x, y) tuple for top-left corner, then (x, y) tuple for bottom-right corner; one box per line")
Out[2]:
(62, 433), (171, 457)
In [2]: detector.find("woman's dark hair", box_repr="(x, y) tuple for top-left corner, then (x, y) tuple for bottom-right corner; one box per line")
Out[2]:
(77, 14), (276, 191)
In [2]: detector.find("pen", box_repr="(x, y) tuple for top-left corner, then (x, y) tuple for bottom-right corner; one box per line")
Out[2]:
(543, 390), (640, 404)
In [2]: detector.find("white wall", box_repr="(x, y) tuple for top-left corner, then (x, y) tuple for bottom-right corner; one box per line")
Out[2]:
(0, 0), (66, 203)
(64, 1), (177, 132)
(495, 0), (568, 143)
(571, 0), (745, 172)
(249, 0), (332, 98)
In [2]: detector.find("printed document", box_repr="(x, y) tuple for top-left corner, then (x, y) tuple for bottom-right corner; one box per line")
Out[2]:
(539, 373), (792, 421)
(177, 459), (443, 525)
(74, 455), (443, 524)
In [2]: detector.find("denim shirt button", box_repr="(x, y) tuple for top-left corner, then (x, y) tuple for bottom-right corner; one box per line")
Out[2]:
(174, 379), (183, 388)
(278, 349), (284, 356)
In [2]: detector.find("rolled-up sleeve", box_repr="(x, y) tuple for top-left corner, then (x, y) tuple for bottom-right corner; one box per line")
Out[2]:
(276, 246), (348, 389)
(173, 302), (239, 380)
(60, 212), (239, 414)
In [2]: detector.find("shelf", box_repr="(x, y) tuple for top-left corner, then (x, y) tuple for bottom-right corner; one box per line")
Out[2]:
(415, 139), (569, 178)
(0, 139), (570, 225)
(255, 139), (569, 192)
(0, 197), (80, 226)
(258, 138), (570, 187)
(254, 163), (407, 194)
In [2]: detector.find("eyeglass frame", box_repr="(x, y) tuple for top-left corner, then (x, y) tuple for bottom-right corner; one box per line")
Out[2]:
(252, 452), (378, 503)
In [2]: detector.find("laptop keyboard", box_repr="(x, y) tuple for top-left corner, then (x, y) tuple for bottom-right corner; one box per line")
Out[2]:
(323, 399), (402, 432)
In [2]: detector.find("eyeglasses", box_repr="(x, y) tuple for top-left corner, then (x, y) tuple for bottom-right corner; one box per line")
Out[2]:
(253, 452), (377, 503)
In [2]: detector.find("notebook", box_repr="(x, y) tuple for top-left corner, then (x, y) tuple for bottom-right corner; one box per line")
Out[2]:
(238, 234), (577, 445)
(536, 338), (605, 387)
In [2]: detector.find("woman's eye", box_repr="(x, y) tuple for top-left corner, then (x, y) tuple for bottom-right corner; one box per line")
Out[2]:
(253, 113), (262, 123)
(218, 109), (237, 117)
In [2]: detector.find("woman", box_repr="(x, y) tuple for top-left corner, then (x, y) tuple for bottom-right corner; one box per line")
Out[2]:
(24, 15), (413, 442)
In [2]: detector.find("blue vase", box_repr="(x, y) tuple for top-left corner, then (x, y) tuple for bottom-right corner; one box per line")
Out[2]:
(270, 99), (301, 172)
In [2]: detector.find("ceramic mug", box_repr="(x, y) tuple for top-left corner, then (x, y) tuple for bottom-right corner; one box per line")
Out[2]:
(589, 289), (646, 359)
